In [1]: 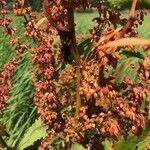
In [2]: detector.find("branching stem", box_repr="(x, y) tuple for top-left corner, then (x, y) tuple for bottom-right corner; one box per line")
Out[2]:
(67, 0), (81, 116)
(130, 0), (137, 17)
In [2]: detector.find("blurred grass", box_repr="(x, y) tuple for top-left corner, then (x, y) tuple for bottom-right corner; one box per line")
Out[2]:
(0, 51), (37, 147)
(108, 0), (150, 9)
(0, 15), (34, 67)
(75, 11), (150, 37)
(0, 15), (37, 147)
(138, 15), (150, 38)
(75, 12), (98, 34)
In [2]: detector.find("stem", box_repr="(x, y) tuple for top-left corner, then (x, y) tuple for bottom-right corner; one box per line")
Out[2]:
(130, 0), (137, 17)
(67, 1), (81, 116)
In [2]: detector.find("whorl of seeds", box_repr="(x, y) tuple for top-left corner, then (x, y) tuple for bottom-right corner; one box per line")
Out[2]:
(0, 44), (28, 111)
(32, 45), (59, 124)
(32, 45), (63, 149)
(0, 0), (28, 111)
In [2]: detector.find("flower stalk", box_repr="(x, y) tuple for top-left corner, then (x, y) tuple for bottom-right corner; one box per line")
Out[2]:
(67, 0), (81, 116)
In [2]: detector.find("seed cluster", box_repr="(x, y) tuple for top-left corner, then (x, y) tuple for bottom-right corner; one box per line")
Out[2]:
(0, 0), (149, 149)
(0, 0), (28, 112)
(0, 44), (28, 111)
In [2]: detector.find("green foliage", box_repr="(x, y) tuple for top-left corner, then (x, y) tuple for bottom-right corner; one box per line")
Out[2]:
(71, 143), (86, 150)
(138, 15), (150, 39)
(103, 138), (113, 150)
(115, 135), (139, 150)
(5, 2), (13, 10)
(17, 118), (48, 150)
(0, 15), (33, 67)
(108, 0), (131, 9)
(78, 38), (92, 59)
(0, 13), (37, 147)
(0, 36), (15, 68)
(75, 12), (98, 34)
(108, 0), (150, 9)
(115, 122), (150, 150)
(0, 50), (37, 147)
(27, 0), (43, 11)
(51, 133), (65, 150)
(114, 52), (143, 84)
(136, 137), (150, 150)
(115, 135), (150, 150)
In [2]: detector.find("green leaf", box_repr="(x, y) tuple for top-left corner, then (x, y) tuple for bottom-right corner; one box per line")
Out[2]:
(115, 136), (138, 150)
(103, 138), (113, 150)
(136, 137), (150, 150)
(115, 128), (150, 150)
(71, 143), (86, 150)
(17, 118), (48, 150)
(114, 54), (141, 84)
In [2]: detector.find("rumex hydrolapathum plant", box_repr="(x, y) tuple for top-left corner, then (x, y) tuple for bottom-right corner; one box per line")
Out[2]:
(0, 0), (150, 149)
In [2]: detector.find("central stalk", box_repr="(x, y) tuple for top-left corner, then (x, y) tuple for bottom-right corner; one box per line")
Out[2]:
(67, 0), (81, 116)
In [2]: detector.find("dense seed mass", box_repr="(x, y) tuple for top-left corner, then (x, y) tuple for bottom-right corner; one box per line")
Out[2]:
(0, 0), (149, 149)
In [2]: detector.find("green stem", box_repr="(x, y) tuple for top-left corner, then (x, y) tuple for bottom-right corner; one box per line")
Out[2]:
(67, 1), (81, 116)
